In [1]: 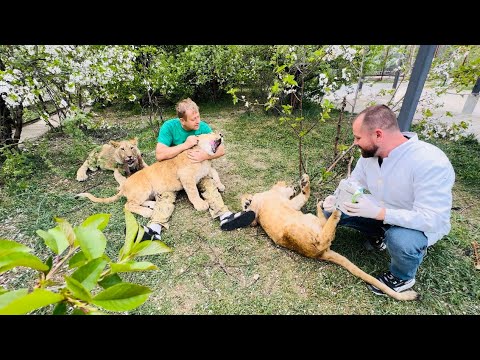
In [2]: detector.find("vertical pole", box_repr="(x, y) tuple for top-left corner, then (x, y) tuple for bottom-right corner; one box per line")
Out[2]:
(462, 77), (480, 114)
(397, 45), (436, 132)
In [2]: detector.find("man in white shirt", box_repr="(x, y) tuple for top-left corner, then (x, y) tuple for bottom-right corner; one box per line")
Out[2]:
(322, 105), (455, 296)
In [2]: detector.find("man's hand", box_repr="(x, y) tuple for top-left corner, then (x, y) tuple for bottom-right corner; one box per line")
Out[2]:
(322, 195), (337, 212)
(184, 135), (199, 149)
(343, 196), (383, 220)
(187, 149), (209, 163)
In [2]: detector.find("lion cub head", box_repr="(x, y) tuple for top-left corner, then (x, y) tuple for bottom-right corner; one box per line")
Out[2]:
(196, 133), (224, 155)
(110, 138), (144, 171)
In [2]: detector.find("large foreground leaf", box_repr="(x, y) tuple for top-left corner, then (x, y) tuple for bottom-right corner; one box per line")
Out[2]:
(110, 261), (158, 273)
(0, 252), (49, 273)
(0, 289), (64, 315)
(0, 239), (31, 257)
(71, 258), (107, 291)
(74, 226), (107, 260)
(92, 283), (151, 312)
(80, 213), (111, 231)
(131, 240), (172, 257)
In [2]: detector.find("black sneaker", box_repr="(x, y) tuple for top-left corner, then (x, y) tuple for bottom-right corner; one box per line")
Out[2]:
(220, 210), (256, 231)
(141, 225), (161, 241)
(367, 271), (416, 296)
(363, 235), (386, 251)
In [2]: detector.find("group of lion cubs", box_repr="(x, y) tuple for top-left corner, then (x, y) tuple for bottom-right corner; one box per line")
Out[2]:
(75, 134), (419, 301)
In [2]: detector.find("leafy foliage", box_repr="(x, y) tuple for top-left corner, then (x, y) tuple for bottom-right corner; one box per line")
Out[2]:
(0, 210), (171, 314)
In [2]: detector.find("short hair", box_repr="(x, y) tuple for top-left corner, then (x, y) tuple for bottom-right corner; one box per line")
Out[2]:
(176, 98), (199, 119)
(357, 104), (399, 131)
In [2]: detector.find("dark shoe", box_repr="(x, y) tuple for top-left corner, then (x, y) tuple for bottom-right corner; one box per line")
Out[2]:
(367, 271), (415, 296)
(141, 225), (161, 241)
(220, 210), (256, 231)
(363, 235), (386, 251)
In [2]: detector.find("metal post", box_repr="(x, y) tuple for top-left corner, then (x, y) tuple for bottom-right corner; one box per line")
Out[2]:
(392, 71), (400, 89)
(397, 45), (436, 132)
(462, 77), (480, 114)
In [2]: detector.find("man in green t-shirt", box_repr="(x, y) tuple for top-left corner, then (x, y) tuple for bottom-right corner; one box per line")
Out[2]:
(142, 98), (255, 240)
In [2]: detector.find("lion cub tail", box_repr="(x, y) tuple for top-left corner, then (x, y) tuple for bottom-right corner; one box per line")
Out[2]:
(320, 249), (420, 301)
(76, 190), (123, 203)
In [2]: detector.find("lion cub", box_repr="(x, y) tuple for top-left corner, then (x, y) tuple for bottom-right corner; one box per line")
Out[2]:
(76, 133), (225, 218)
(76, 138), (148, 183)
(241, 174), (419, 301)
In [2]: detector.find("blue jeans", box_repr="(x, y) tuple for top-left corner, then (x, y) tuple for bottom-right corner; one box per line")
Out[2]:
(324, 211), (428, 280)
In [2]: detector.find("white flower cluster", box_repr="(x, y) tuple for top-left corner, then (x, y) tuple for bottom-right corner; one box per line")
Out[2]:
(324, 45), (356, 62)
(1, 45), (137, 115)
(318, 73), (328, 87)
(341, 67), (351, 81)
(417, 119), (471, 142)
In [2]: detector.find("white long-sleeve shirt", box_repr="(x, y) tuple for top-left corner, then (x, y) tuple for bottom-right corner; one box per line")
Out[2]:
(349, 132), (455, 246)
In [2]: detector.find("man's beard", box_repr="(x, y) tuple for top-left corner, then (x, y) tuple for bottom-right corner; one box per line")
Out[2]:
(359, 144), (378, 158)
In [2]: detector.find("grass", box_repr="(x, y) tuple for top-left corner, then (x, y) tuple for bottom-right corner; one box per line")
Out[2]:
(1, 100), (479, 315)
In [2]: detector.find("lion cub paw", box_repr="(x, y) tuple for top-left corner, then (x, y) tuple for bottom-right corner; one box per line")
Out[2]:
(193, 200), (209, 211)
(331, 209), (342, 221)
(241, 194), (253, 211)
(300, 174), (310, 193)
(76, 173), (88, 182)
(217, 183), (226, 192)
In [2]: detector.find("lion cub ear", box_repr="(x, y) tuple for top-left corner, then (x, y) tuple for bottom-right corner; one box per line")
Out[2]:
(109, 140), (121, 147)
(129, 137), (139, 145)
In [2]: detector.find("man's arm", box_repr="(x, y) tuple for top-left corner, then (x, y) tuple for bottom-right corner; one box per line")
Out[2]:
(187, 143), (225, 163)
(384, 163), (455, 233)
(156, 135), (199, 161)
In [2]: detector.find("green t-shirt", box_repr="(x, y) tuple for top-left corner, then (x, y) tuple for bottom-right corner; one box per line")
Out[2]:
(157, 118), (212, 146)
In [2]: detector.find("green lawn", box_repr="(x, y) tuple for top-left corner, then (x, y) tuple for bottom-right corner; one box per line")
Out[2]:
(1, 100), (479, 314)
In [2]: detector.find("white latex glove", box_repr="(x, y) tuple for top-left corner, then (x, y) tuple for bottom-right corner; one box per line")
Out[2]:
(343, 195), (382, 219)
(322, 195), (337, 212)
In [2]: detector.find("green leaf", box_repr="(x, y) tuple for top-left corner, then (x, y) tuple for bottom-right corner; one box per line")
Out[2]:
(36, 229), (57, 254)
(53, 301), (68, 315)
(0, 252), (49, 273)
(0, 239), (31, 257)
(98, 273), (122, 289)
(122, 210), (138, 259)
(271, 81), (280, 94)
(0, 287), (8, 295)
(71, 258), (107, 291)
(69, 251), (88, 268)
(48, 226), (70, 255)
(135, 225), (145, 244)
(55, 217), (76, 245)
(36, 226), (69, 255)
(0, 289), (64, 315)
(65, 276), (92, 302)
(92, 283), (151, 312)
(110, 261), (158, 273)
(71, 308), (86, 315)
(130, 240), (172, 257)
(44, 256), (53, 275)
(74, 226), (107, 260)
(80, 213), (110, 231)
(0, 289), (29, 309)
(283, 74), (298, 86)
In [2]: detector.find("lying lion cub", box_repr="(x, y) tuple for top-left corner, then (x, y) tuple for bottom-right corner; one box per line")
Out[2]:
(76, 133), (225, 218)
(241, 174), (419, 301)
(76, 138), (148, 183)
